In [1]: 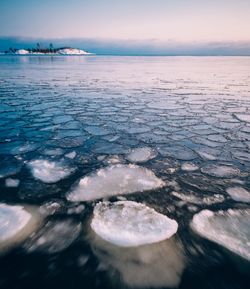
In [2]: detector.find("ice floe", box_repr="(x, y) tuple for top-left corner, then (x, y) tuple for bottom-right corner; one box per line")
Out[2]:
(5, 178), (20, 187)
(91, 201), (178, 247)
(90, 201), (185, 288)
(39, 201), (62, 216)
(190, 209), (250, 262)
(171, 191), (225, 205)
(67, 164), (165, 202)
(181, 162), (199, 171)
(157, 145), (197, 160)
(65, 151), (76, 159)
(84, 125), (111, 136)
(201, 164), (240, 178)
(11, 142), (39, 155)
(195, 147), (220, 160)
(126, 147), (157, 163)
(0, 204), (40, 252)
(28, 159), (75, 183)
(234, 113), (250, 123)
(226, 186), (250, 203)
(42, 148), (64, 156)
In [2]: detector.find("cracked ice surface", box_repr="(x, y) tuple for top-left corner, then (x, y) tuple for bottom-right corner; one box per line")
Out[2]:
(91, 201), (178, 247)
(67, 164), (165, 202)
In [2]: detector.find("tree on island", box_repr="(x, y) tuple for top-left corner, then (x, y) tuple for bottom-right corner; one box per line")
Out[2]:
(49, 43), (54, 53)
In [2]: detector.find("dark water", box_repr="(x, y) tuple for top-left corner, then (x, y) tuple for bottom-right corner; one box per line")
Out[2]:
(0, 56), (249, 289)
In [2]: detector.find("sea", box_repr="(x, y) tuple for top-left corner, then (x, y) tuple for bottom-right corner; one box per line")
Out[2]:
(0, 55), (249, 289)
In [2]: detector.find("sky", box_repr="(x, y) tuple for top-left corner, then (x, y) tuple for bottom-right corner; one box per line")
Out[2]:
(0, 0), (250, 54)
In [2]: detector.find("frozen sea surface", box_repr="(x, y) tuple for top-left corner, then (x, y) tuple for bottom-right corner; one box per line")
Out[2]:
(0, 56), (249, 289)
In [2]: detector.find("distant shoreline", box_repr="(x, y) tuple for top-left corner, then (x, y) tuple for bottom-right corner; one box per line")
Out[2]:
(0, 53), (94, 56)
(1, 54), (250, 57)
(2, 47), (93, 56)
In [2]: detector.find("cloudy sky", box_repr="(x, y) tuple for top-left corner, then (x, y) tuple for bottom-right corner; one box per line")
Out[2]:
(1, 0), (250, 54)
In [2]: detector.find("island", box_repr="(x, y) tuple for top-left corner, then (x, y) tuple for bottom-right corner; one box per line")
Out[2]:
(4, 43), (93, 55)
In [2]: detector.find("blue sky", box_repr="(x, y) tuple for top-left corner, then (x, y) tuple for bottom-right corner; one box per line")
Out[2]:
(1, 0), (250, 41)
(0, 0), (250, 54)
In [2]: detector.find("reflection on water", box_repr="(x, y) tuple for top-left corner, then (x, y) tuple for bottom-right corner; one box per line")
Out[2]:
(90, 229), (186, 288)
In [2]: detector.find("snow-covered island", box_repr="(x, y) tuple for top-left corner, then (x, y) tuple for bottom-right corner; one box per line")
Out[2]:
(4, 45), (93, 55)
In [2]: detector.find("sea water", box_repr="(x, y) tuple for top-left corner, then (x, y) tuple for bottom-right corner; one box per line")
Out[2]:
(0, 56), (249, 289)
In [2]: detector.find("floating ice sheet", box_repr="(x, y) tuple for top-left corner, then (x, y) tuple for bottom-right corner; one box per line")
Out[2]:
(0, 204), (40, 252)
(5, 178), (20, 187)
(65, 151), (76, 159)
(126, 147), (157, 163)
(28, 159), (75, 183)
(0, 204), (30, 242)
(234, 114), (250, 123)
(157, 145), (197, 160)
(67, 164), (165, 202)
(90, 201), (184, 288)
(190, 209), (250, 262)
(201, 164), (240, 178)
(91, 201), (178, 247)
(181, 162), (199, 171)
(42, 148), (64, 156)
(226, 186), (250, 203)
(171, 191), (225, 205)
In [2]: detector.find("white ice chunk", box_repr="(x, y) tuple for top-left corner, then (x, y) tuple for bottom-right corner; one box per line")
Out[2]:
(67, 164), (165, 202)
(91, 201), (178, 247)
(5, 178), (20, 187)
(0, 204), (40, 252)
(104, 155), (124, 165)
(181, 162), (199, 171)
(171, 191), (225, 205)
(65, 151), (76, 159)
(28, 159), (74, 183)
(190, 209), (250, 262)
(201, 164), (240, 178)
(0, 204), (31, 242)
(226, 187), (250, 203)
(126, 147), (157, 163)
(90, 201), (185, 288)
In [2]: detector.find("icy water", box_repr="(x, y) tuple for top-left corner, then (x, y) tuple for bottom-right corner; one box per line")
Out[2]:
(0, 56), (249, 289)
